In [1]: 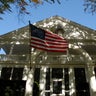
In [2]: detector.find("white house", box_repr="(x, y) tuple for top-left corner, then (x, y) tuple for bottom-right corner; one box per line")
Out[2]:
(0, 16), (96, 96)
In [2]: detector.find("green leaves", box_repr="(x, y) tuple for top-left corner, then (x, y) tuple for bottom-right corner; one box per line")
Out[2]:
(0, 0), (61, 15)
(84, 0), (96, 14)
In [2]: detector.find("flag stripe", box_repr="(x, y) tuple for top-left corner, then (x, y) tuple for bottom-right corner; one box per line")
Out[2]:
(45, 36), (67, 42)
(31, 43), (68, 50)
(31, 41), (68, 49)
(31, 44), (68, 52)
(31, 42), (68, 48)
(46, 32), (66, 41)
(46, 31), (64, 39)
(31, 37), (68, 46)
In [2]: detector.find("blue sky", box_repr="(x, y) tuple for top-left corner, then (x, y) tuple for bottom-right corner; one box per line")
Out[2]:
(0, 0), (96, 35)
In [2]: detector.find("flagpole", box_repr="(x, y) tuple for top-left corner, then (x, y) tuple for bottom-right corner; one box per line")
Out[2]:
(29, 21), (37, 96)
(29, 21), (32, 70)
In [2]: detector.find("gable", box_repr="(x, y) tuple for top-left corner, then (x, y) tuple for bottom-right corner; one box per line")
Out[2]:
(0, 16), (96, 56)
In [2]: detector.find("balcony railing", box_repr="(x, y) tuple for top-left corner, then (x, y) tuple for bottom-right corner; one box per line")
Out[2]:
(32, 54), (85, 63)
(0, 54), (29, 63)
(0, 54), (87, 67)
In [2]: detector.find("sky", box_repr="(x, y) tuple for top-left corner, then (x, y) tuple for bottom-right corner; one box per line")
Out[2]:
(0, 0), (96, 35)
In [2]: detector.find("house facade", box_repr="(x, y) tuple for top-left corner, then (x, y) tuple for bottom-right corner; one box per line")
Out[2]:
(0, 16), (96, 96)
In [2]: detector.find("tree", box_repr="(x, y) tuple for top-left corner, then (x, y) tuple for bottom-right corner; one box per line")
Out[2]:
(0, 0), (96, 19)
(84, 0), (96, 14)
(0, 0), (60, 18)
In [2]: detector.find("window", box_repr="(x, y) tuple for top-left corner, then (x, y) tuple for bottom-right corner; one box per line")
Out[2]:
(45, 68), (50, 96)
(74, 68), (90, 96)
(32, 68), (40, 96)
(64, 68), (69, 96)
(52, 68), (63, 94)
(0, 80), (26, 96)
(0, 67), (25, 96)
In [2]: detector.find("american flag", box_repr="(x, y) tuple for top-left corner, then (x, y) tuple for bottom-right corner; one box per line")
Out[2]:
(30, 24), (68, 52)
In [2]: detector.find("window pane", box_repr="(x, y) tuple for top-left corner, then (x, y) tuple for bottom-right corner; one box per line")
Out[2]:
(33, 68), (40, 83)
(53, 81), (62, 94)
(45, 68), (50, 96)
(94, 67), (96, 76)
(0, 80), (26, 96)
(1, 67), (12, 80)
(12, 68), (24, 80)
(45, 68), (50, 90)
(74, 68), (90, 96)
(52, 68), (63, 78)
(64, 68), (70, 96)
(32, 68), (40, 96)
(45, 92), (50, 96)
(33, 81), (39, 96)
